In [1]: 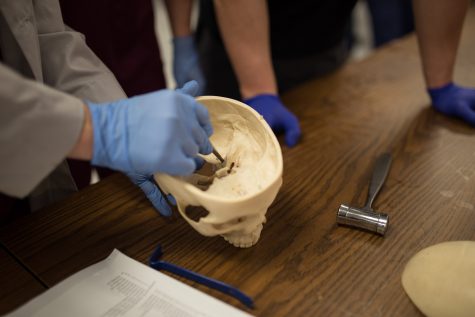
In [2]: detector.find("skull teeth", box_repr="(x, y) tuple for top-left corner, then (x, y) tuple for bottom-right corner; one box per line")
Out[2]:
(222, 223), (263, 248)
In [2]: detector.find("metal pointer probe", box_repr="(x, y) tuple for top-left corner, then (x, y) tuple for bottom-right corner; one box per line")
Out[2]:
(212, 147), (225, 163)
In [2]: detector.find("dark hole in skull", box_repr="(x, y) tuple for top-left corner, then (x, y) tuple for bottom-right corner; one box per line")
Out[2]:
(194, 161), (219, 190)
(195, 161), (216, 177)
(194, 160), (236, 190)
(185, 205), (210, 222)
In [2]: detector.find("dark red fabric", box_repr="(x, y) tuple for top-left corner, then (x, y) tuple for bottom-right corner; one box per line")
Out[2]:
(0, 194), (29, 227)
(59, 0), (166, 97)
(66, 159), (116, 190)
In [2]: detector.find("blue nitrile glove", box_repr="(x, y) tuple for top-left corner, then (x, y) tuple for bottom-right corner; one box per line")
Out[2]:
(173, 35), (206, 95)
(87, 81), (212, 216)
(126, 173), (176, 216)
(428, 82), (475, 126)
(243, 94), (301, 147)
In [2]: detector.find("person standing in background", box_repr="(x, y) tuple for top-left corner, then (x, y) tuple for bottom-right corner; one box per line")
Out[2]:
(413, 0), (475, 125)
(196, 0), (475, 147)
(366, 0), (414, 47)
(165, 0), (207, 93)
(196, 0), (358, 148)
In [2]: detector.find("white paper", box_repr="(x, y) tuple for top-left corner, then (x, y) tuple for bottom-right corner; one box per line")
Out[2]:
(5, 249), (253, 317)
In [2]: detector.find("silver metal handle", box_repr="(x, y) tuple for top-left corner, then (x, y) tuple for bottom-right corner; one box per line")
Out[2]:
(364, 153), (392, 210)
(337, 204), (388, 235)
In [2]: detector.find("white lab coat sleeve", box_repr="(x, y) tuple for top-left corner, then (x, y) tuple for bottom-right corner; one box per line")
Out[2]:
(0, 63), (84, 198)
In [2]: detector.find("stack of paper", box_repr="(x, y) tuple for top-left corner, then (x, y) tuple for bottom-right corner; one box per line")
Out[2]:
(4, 250), (253, 317)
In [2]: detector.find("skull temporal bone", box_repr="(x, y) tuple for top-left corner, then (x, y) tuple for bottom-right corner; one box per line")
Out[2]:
(154, 96), (283, 248)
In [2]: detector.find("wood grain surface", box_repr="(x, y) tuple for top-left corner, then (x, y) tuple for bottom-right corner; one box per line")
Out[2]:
(1, 10), (475, 317)
(0, 248), (45, 315)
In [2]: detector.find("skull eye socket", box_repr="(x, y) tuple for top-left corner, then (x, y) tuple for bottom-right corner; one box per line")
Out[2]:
(185, 205), (210, 222)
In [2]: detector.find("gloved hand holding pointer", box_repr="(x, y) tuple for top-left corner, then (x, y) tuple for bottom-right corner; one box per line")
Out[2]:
(83, 81), (212, 216)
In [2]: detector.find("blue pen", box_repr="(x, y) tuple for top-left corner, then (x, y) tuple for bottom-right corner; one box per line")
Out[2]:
(149, 245), (254, 309)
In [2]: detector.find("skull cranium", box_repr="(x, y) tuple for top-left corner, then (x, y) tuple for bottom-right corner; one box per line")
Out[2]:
(154, 96), (283, 247)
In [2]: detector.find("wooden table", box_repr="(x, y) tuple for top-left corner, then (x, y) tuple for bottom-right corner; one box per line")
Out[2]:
(0, 248), (45, 315)
(2, 11), (475, 317)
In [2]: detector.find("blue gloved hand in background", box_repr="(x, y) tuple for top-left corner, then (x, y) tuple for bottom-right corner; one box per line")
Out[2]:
(87, 81), (211, 216)
(173, 35), (206, 95)
(244, 94), (301, 147)
(428, 82), (475, 126)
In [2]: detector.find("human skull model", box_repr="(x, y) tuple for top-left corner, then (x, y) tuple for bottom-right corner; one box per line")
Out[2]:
(154, 96), (283, 248)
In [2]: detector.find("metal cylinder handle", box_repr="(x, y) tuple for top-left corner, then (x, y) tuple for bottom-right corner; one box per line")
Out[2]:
(337, 204), (389, 235)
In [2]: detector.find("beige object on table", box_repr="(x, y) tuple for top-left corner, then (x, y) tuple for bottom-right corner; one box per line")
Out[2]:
(155, 96), (283, 248)
(401, 241), (475, 317)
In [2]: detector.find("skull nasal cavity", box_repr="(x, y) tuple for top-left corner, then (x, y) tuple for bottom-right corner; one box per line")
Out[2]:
(185, 205), (210, 222)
